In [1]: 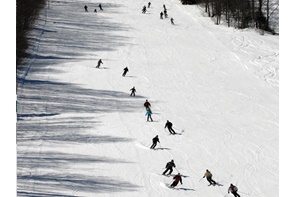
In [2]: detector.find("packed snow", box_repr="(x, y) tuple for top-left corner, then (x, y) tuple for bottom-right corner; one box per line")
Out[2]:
(16, 0), (279, 196)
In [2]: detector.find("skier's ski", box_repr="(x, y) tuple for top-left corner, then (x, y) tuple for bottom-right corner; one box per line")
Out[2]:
(208, 182), (223, 186)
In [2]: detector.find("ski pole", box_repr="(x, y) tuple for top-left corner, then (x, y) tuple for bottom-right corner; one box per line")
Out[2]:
(199, 177), (203, 182)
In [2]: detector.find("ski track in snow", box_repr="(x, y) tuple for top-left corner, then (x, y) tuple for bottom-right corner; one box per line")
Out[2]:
(17, 0), (278, 196)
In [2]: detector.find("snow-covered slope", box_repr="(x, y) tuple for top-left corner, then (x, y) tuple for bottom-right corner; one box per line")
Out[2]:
(17, 0), (279, 196)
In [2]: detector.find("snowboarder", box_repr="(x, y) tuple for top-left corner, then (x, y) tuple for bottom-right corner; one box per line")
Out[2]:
(142, 5), (147, 13)
(99, 3), (103, 10)
(160, 12), (163, 19)
(228, 184), (240, 197)
(164, 9), (168, 18)
(203, 169), (217, 185)
(130, 86), (136, 97)
(170, 18), (174, 25)
(146, 108), (153, 121)
(144, 99), (151, 110)
(84, 5), (88, 12)
(148, 2), (151, 8)
(170, 173), (182, 188)
(164, 120), (176, 134)
(96, 59), (103, 68)
(163, 159), (176, 175)
(150, 135), (159, 149)
(122, 67), (129, 76)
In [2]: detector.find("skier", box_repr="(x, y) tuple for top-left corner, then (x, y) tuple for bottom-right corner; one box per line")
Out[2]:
(122, 67), (129, 76)
(163, 4), (166, 10)
(164, 120), (176, 134)
(160, 12), (163, 19)
(142, 5), (147, 13)
(99, 3), (103, 10)
(146, 108), (153, 122)
(228, 184), (240, 197)
(203, 169), (217, 185)
(130, 86), (136, 97)
(148, 2), (151, 8)
(170, 18), (174, 25)
(144, 99), (151, 110)
(170, 173), (182, 188)
(163, 159), (176, 175)
(96, 59), (103, 68)
(150, 135), (159, 149)
(164, 9), (168, 18)
(84, 5), (88, 12)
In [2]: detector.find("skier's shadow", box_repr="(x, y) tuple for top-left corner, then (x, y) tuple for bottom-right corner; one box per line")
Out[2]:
(214, 182), (223, 186)
(175, 187), (195, 191)
(154, 147), (170, 150)
(95, 67), (109, 69)
(125, 76), (137, 78)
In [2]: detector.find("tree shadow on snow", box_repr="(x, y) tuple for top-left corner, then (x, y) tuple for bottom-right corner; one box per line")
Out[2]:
(17, 150), (139, 196)
(16, 79), (143, 195)
(17, 173), (139, 196)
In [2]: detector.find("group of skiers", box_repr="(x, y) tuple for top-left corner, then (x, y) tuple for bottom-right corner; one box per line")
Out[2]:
(144, 100), (241, 193)
(92, 4), (241, 196)
(84, 3), (103, 12)
(140, 3), (174, 25)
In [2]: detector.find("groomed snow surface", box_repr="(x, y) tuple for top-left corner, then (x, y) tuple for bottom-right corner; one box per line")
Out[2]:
(16, 0), (279, 196)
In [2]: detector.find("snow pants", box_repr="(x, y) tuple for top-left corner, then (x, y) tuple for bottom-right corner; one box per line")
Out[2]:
(170, 181), (178, 187)
(231, 191), (240, 197)
(163, 167), (173, 175)
(206, 177), (216, 185)
(150, 142), (157, 149)
(168, 127), (176, 134)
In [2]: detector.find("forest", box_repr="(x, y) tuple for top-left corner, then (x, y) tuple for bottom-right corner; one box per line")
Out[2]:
(16, 0), (46, 67)
(180, 0), (279, 33)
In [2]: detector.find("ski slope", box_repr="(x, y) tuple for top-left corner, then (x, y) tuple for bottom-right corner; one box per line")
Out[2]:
(16, 0), (279, 196)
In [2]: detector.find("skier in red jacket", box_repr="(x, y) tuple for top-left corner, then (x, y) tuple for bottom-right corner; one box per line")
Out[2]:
(170, 173), (182, 188)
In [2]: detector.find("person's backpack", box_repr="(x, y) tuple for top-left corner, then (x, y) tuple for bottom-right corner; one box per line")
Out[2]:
(232, 186), (238, 192)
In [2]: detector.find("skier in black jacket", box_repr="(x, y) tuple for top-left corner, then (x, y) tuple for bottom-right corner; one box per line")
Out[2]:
(122, 67), (129, 76)
(150, 135), (160, 149)
(144, 99), (151, 110)
(148, 2), (151, 8)
(99, 3), (103, 10)
(228, 184), (240, 197)
(165, 120), (176, 134)
(96, 59), (103, 68)
(130, 86), (136, 97)
(162, 160), (176, 175)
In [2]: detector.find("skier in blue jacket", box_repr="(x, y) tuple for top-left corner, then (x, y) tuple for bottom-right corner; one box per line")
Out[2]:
(145, 108), (153, 121)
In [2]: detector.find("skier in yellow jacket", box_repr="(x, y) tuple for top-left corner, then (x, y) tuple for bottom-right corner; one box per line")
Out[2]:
(203, 169), (217, 185)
